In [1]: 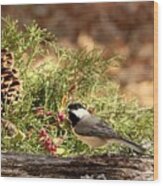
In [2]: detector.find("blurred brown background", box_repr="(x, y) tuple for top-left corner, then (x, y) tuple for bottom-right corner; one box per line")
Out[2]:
(2, 1), (154, 106)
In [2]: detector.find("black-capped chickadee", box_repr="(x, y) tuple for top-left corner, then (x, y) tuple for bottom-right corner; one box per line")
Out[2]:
(67, 103), (144, 154)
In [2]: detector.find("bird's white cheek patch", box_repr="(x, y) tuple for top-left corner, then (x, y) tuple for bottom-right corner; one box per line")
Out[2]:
(72, 108), (90, 119)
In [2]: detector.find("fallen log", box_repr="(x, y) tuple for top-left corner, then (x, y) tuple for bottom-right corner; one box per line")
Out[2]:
(1, 152), (153, 180)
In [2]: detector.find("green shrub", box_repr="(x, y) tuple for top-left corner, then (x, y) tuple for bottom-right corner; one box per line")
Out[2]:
(1, 17), (153, 156)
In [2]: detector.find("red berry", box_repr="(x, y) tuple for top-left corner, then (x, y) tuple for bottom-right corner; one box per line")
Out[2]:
(46, 111), (53, 116)
(57, 112), (65, 122)
(44, 138), (52, 146)
(50, 145), (57, 152)
(46, 144), (52, 151)
(39, 128), (47, 137)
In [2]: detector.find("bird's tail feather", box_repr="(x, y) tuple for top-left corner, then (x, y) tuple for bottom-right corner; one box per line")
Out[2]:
(110, 138), (145, 154)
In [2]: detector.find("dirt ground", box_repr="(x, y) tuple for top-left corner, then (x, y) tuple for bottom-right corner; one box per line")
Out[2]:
(2, 2), (154, 106)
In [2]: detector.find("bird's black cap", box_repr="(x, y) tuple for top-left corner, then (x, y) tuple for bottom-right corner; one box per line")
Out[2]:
(67, 103), (85, 110)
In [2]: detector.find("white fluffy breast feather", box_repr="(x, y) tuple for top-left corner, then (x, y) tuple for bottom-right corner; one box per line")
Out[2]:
(72, 108), (90, 118)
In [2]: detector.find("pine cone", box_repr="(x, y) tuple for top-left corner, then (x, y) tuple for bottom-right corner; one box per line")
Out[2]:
(1, 49), (21, 107)
(1, 118), (18, 137)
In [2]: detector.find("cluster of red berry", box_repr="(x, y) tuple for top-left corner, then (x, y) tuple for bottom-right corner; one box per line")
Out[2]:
(33, 107), (53, 118)
(33, 107), (65, 123)
(39, 128), (57, 155)
(57, 112), (65, 122)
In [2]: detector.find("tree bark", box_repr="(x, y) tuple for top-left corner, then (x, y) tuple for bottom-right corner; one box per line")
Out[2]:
(1, 152), (153, 180)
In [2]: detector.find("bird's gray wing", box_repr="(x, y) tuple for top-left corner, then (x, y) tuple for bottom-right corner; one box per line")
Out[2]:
(74, 116), (119, 139)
